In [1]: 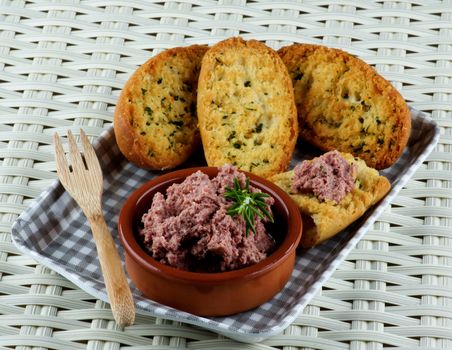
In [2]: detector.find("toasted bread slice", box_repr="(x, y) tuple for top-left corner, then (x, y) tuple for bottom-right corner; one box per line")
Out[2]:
(270, 153), (391, 248)
(197, 37), (298, 178)
(278, 43), (411, 169)
(114, 45), (208, 170)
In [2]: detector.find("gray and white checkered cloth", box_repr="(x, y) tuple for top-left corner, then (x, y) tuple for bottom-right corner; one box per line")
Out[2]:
(11, 108), (439, 342)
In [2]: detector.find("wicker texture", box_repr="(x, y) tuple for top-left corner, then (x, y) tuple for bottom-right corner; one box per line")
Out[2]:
(0, 1), (451, 349)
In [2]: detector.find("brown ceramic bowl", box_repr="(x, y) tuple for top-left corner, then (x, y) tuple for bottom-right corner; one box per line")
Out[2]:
(118, 166), (302, 316)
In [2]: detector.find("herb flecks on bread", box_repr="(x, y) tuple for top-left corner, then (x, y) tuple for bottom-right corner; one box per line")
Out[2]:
(278, 44), (411, 169)
(270, 152), (391, 248)
(114, 45), (208, 170)
(197, 37), (298, 178)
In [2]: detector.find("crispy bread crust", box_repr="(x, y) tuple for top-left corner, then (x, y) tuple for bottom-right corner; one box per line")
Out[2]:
(114, 45), (208, 170)
(270, 153), (391, 247)
(197, 37), (298, 178)
(278, 44), (411, 169)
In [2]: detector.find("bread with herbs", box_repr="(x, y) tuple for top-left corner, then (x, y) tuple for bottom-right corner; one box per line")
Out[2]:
(114, 45), (208, 170)
(278, 43), (411, 169)
(197, 37), (298, 178)
(270, 151), (391, 248)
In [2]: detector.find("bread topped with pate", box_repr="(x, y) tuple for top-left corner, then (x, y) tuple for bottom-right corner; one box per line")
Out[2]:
(278, 43), (411, 169)
(197, 37), (298, 178)
(270, 151), (391, 248)
(114, 45), (208, 170)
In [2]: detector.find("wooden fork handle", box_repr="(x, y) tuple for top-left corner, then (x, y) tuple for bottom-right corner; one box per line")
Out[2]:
(88, 213), (135, 327)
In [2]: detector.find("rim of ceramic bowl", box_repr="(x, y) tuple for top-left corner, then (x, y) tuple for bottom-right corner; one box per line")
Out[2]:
(118, 166), (302, 284)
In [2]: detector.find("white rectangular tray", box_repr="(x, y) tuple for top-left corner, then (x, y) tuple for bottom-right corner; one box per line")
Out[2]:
(11, 108), (439, 343)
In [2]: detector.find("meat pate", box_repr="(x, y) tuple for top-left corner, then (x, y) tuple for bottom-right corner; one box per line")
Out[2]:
(140, 165), (275, 272)
(292, 150), (356, 203)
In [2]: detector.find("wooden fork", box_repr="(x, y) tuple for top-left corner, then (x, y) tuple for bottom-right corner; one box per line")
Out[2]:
(53, 129), (135, 327)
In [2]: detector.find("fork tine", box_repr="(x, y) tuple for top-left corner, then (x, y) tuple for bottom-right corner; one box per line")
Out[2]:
(53, 132), (70, 180)
(67, 130), (85, 171)
(79, 129), (101, 174)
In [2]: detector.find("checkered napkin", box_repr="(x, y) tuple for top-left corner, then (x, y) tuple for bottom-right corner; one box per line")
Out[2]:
(11, 108), (439, 342)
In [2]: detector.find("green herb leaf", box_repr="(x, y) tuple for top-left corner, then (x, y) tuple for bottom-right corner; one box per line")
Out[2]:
(224, 178), (274, 236)
(294, 72), (304, 80)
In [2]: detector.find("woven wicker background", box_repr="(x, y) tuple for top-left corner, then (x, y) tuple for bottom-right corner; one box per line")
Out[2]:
(0, 0), (451, 349)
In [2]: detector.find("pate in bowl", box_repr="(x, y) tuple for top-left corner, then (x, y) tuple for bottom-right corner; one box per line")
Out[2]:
(118, 166), (302, 316)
